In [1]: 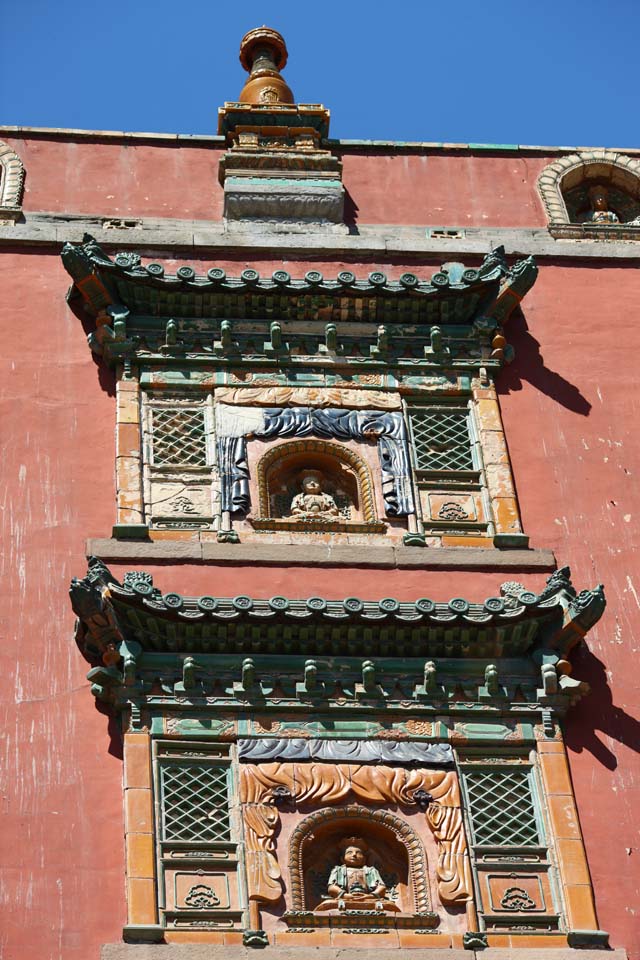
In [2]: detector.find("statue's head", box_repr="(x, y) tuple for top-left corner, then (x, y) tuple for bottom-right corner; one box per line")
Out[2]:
(301, 470), (323, 495)
(339, 836), (368, 867)
(589, 184), (610, 212)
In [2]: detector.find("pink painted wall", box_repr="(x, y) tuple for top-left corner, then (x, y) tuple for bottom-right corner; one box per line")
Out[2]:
(3, 134), (556, 226)
(1, 137), (639, 958)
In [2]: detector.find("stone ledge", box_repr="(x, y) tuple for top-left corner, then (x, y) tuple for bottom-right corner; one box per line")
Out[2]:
(3, 214), (640, 260)
(101, 946), (627, 960)
(103, 949), (467, 960)
(86, 537), (555, 570)
(3, 125), (640, 156)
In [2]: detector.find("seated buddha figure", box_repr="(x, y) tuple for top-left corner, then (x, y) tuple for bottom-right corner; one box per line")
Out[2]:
(316, 837), (399, 913)
(289, 470), (340, 520)
(583, 184), (620, 224)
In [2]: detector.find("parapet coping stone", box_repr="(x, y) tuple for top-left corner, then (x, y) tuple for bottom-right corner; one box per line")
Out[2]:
(3, 213), (640, 261)
(2, 124), (640, 156)
(86, 538), (556, 570)
(101, 946), (628, 960)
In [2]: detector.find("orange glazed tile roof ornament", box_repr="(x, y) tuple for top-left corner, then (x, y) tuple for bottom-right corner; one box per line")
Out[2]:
(238, 26), (295, 105)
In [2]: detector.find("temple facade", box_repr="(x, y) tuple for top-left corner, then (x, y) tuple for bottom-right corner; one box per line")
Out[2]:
(1, 27), (638, 960)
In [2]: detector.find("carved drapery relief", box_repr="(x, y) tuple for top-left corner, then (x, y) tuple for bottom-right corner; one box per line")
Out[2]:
(216, 405), (414, 517)
(239, 762), (472, 907)
(216, 386), (402, 410)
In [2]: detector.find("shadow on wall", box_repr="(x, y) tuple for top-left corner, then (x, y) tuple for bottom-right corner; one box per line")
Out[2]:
(564, 644), (640, 770)
(498, 307), (591, 417)
(343, 185), (360, 233)
(68, 291), (117, 397)
(96, 700), (124, 762)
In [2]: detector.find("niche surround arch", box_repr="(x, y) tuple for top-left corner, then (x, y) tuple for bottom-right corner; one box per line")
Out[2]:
(250, 437), (386, 533)
(286, 803), (435, 921)
(538, 149), (640, 237)
(0, 141), (25, 221)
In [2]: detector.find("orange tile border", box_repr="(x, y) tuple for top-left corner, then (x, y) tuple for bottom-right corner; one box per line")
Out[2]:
(485, 933), (511, 947)
(165, 931), (226, 944)
(471, 385), (497, 400)
(537, 738), (565, 754)
(556, 838), (592, 886)
(125, 787), (154, 834)
(486, 462), (517, 499)
(150, 530), (200, 541)
(397, 931), (452, 948)
(124, 734), (152, 790)
(117, 421), (142, 457)
(539, 751), (574, 796)
(565, 883), (598, 929)
(480, 429), (510, 464)
(222, 931), (247, 945)
(274, 930), (332, 947)
(126, 832), (155, 880)
(475, 398), (503, 431)
(492, 496), (522, 533)
(511, 933), (568, 948)
(441, 535), (495, 547)
(117, 393), (141, 425)
(127, 877), (157, 925)
(548, 794), (582, 840)
(330, 930), (400, 948)
(118, 379), (139, 395)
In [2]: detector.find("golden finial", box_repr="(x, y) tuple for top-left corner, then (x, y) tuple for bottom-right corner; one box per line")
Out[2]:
(238, 27), (294, 105)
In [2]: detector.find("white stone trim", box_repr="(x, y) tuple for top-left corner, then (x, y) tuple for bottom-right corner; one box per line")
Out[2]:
(537, 150), (640, 225)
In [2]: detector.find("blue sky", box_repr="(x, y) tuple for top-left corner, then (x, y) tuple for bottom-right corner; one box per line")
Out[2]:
(2, 0), (638, 147)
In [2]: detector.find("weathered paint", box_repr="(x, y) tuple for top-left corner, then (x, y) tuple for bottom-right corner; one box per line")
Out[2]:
(3, 134), (558, 226)
(1, 135), (639, 960)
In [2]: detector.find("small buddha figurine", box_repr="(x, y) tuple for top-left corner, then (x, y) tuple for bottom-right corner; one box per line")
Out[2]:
(316, 837), (399, 913)
(289, 470), (339, 520)
(584, 185), (619, 224)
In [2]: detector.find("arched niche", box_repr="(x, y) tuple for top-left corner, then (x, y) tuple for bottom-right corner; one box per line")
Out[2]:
(538, 150), (640, 227)
(0, 141), (25, 221)
(288, 803), (431, 916)
(251, 438), (385, 533)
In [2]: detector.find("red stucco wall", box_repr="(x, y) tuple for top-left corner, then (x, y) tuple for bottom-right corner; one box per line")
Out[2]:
(1, 136), (639, 959)
(3, 134), (556, 226)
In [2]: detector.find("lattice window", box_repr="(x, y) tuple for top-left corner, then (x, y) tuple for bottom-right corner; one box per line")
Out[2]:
(463, 767), (540, 846)
(160, 762), (231, 842)
(408, 407), (474, 471)
(152, 407), (208, 467)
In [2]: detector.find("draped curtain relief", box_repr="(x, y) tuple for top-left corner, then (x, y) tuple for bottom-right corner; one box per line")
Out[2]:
(239, 762), (472, 907)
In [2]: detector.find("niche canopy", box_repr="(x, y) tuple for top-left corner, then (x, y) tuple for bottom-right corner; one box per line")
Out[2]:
(71, 559), (604, 720)
(61, 237), (537, 374)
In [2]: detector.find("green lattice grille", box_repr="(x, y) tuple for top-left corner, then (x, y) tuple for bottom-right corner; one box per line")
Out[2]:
(152, 407), (207, 466)
(409, 408), (474, 471)
(464, 768), (540, 846)
(160, 763), (231, 842)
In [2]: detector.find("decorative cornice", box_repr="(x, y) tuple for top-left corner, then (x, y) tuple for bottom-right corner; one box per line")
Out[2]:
(60, 237), (537, 372)
(70, 559), (604, 664)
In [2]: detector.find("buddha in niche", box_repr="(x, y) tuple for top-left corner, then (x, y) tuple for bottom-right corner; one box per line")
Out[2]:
(583, 184), (620, 224)
(289, 470), (340, 520)
(317, 837), (399, 913)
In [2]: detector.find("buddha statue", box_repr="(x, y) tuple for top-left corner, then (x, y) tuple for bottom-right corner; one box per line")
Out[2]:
(583, 185), (620, 224)
(316, 837), (399, 913)
(289, 470), (340, 520)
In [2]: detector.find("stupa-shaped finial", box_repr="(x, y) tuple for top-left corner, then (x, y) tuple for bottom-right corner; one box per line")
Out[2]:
(238, 27), (294, 104)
